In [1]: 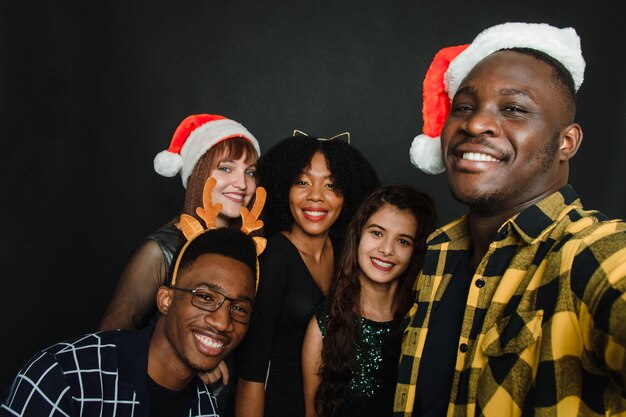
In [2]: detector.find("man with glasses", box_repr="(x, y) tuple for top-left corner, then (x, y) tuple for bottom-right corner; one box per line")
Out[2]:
(1, 227), (258, 417)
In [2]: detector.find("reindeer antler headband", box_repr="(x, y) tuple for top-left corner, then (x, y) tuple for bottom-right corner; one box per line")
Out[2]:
(170, 177), (267, 288)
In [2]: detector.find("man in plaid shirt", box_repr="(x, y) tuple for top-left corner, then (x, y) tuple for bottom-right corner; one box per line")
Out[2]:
(1, 227), (259, 417)
(396, 22), (626, 416)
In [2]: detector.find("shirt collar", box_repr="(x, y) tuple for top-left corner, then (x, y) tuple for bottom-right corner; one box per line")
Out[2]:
(427, 214), (470, 246)
(507, 185), (581, 244)
(427, 185), (582, 246)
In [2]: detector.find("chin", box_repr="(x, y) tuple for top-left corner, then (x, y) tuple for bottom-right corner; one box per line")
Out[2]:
(185, 356), (221, 374)
(220, 206), (243, 220)
(177, 345), (222, 375)
(449, 185), (503, 209)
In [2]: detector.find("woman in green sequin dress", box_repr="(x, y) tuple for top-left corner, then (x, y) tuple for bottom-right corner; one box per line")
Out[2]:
(302, 185), (437, 417)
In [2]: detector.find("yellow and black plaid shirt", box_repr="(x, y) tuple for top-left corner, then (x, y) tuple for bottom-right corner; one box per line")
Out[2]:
(394, 185), (626, 417)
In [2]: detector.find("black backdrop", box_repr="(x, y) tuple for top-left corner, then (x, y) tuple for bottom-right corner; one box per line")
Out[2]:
(1, 0), (625, 391)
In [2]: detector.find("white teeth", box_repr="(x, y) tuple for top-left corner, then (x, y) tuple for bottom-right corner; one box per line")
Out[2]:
(224, 193), (244, 201)
(194, 333), (224, 348)
(462, 152), (499, 162)
(372, 258), (393, 268)
(304, 210), (326, 217)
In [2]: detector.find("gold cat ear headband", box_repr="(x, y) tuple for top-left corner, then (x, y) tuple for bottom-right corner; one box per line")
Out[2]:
(170, 176), (267, 290)
(293, 129), (351, 144)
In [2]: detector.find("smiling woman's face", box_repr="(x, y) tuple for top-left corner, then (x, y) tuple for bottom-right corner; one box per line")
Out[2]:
(288, 151), (344, 238)
(210, 153), (257, 222)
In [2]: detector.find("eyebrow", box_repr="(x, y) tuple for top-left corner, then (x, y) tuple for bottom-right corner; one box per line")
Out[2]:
(299, 170), (333, 180)
(455, 86), (476, 98)
(218, 160), (255, 166)
(498, 88), (536, 103)
(217, 158), (257, 166)
(366, 223), (415, 241)
(199, 282), (254, 303)
(456, 86), (537, 103)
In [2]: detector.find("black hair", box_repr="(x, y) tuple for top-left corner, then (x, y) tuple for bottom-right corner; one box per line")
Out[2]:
(258, 136), (380, 251)
(166, 228), (258, 286)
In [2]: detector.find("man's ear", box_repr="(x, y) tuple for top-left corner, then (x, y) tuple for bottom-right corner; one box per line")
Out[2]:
(559, 122), (583, 161)
(156, 286), (173, 315)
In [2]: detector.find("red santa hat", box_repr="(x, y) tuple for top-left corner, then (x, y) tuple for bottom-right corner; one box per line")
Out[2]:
(410, 22), (586, 174)
(154, 114), (260, 187)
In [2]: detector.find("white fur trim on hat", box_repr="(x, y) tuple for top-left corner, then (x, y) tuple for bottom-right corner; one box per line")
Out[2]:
(154, 150), (184, 177)
(445, 22), (586, 99)
(180, 119), (260, 188)
(409, 134), (445, 175)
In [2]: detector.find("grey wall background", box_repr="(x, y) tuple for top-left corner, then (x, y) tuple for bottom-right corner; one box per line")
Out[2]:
(1, 0), (624, 392)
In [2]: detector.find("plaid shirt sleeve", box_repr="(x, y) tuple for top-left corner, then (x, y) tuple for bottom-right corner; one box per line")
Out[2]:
(1, 350), (74, 416)
(1, 329), (220, 417)
(570, 218), (626, 389)
(1, 333), (142, 417)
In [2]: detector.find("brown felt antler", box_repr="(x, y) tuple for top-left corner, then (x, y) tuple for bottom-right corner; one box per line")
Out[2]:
(240, 187), (266, 235)
(196, 177), (223, 229)
(173, 176), (267, 289)
(178, 177), (223, 241)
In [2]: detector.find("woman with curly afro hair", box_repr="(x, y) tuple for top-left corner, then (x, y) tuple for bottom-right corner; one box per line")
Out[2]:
(302, 185), (437, 417)
(235, 135), (380, 417)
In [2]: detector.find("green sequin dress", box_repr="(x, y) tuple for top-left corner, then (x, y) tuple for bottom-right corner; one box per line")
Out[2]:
(315, 298), (397, 417)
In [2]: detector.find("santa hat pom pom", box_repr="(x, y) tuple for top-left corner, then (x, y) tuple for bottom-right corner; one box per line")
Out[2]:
(409, 134), (445, 175)
(154, 150), (183, 177)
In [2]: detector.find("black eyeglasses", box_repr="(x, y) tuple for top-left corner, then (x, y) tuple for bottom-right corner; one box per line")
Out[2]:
(170, 286), (253, 324)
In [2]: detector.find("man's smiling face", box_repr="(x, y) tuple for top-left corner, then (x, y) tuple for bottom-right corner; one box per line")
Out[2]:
(441, 50), (572, 214)
(162, 253), (254, 373)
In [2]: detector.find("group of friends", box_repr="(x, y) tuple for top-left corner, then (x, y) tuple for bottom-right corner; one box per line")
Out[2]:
(2, 21), (625, 417)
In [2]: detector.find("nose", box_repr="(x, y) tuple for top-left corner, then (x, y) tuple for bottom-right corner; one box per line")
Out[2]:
(203, 301), (233, 332)
(462, 106), (500, 138)
(377, 238), (394, 256)
(232, 170), (247, 190)
(306, 182), (324, 202)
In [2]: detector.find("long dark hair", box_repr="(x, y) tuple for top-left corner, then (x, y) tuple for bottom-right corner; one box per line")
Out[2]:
(315, 185), (437, 417)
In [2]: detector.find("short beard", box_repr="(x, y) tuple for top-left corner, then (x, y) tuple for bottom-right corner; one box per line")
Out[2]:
(449, 184), (505, 209)
(537, 131), (561, 172)
(166, 325), (215, 375)
(448, 131), (561, 210)
(175, 344), (213, 374)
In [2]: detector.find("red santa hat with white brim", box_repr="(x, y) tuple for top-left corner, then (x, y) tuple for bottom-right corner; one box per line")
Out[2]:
(409, 22), (586, 175)
(154, 114), (260, 188)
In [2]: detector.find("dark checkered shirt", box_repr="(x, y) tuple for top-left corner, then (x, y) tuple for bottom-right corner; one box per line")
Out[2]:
(1, 325), (219, 417)
(394, 185), (626, 416)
